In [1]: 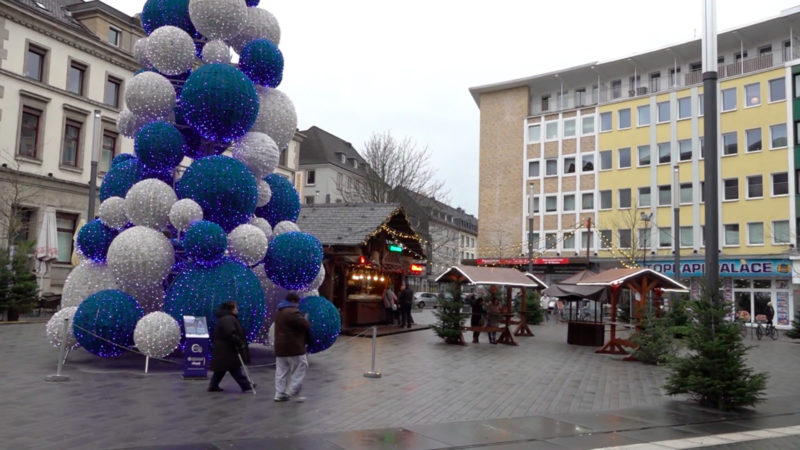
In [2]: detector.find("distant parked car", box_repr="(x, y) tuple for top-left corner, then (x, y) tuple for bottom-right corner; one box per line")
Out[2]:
(414, 292), (438, 309)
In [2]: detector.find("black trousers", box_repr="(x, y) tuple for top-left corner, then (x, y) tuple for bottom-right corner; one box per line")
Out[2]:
(399, 304), (412, 328)
(385, 307), (394, 324)
(209, 367), (251, 391)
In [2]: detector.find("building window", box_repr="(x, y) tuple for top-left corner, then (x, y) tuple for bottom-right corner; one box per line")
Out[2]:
(599, 150), (612, 170)
(599, 190), (612, 209)
(564, 157), (576, 174)
(698, 93), (704, 116)
(305, 195), (314, 205)
(563, 118), (576, 138)
(637, 104), (650, 127)
(722, 87), (737, 111)
(108, 27), (121, 46)
(638, 187), (651, 207)
(659, 227), (672, 247)
(581, 192), (594, 210)
(581, 231), (594, 249)
(599, 229), (612, 249)
(18, 106), (42, 159)
(105, 76), (121, 108)
(657, 101), (670, 122)
(649, 72), (661, 92)
(25, 43), (47, 81)
(67, 61), (86, 96)
(528, 160), (540, 177)
(678, 97), (691, 119)
(563, 194), (575, 212)
(528, 124), (541, 142)
(680, 226), (693, 247)
(611, 80), (622, 98)
(545, 196), (557, 212)
(581, 154), (594, 172)
(746, 175), (763, 199)
(745, 128), (762, 152)
(279, 148), (287, 166)
(658, 142), (671, 164)
(99, 131), (117, 173)
(618, 108), (631, 129)
(545, 121), (558, 140)
(545, 158), (557, 176)
(563, 233), (575, 250)
(638, 228), (650, 250)
(618, 147), (631, 169)
(744, 82), (761, 107)
(772, 172), (789, 196)
(773, 220), (790, 244)
(306, 169), (316, 185)
(748, 222), (764, 245)
(700, 136), (705, 158)
(658, 185), (671, 206)
(680, 183), (692, 204)
(722, 132), (738, 155)
(60, 120), (81, 168)
(637, 145), (650, 167)
(723, 178), (739, 201)
(770, 124), (787, 148)
(724, 224), (740, 246)
(531, 196), (540, 213)
(575, 88), (587, 106)
(541, 95), (550, 111)
(769, 77), (786, 102)
(618, 188), (631, 208)
(619, 229), (632, 248)
(545, 233), (557, 250)
(678, 139), (692, 161)
(56, 213), (77, 262)
(582, 115), (595, 134)
(600, 112), (612, 131)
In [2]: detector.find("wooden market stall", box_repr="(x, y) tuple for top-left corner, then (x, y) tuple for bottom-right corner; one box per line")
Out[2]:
(435, 265), (547, 345)
(541, 269), (609, 346)
(296, 203), (426, 328)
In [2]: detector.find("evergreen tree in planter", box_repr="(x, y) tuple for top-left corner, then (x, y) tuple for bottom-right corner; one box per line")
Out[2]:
(785, 310), (800, 339)
(432, 287), (465, 344)
(664, 298), (767, 410)
(522, 290), (544, 325)
(631, 312), (674, 364)
(0, 241), (39, 321)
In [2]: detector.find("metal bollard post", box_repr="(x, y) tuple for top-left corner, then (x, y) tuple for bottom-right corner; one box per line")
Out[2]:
(145, 356), (150, 374)
(363, 326), (382, 378)
(45, 318), (71, 382)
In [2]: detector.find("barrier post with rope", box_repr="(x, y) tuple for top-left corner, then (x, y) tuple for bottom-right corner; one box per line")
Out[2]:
(45, 317), (71, 382)
(363, 326), (381, 378)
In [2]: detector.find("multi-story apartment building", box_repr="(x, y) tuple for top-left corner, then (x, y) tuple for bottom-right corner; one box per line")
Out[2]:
(298, 125), (369, 205)
(470, 7), (800, 328)
(0, 0), (143, 292)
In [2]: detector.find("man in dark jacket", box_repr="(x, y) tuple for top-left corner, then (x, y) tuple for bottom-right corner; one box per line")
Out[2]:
(208, 301), (253, 393)
(397, 283), (414, 328)
(273, 293), (311, 402)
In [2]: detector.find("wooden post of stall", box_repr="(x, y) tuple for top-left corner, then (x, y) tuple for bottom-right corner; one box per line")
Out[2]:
(514, 286), (534, 337)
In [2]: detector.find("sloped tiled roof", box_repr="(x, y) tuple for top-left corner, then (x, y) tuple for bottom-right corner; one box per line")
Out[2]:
(11, 0), (90, 32)
(298, 126), (368, 175)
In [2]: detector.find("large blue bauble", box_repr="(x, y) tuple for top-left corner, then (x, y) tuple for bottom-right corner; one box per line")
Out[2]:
(135, 121), (186, 171)
(254, 173), (300, 226)
(179, 64), (259, 144)
(99, 158), (143, 202)
(141, 0), (197, 37)
(264, 232), (323, 290)
(183, 220), (226, 265)
(164, 259), (266, 341)
(76, 219), (118, 263)
(175, 156), (258, 232)
(298, 296), (340, 354)
(246, 0), (260, 6)
(111, 153), (136, 169)
(239, 39), (284, 88)
(73, 290), (144, 358)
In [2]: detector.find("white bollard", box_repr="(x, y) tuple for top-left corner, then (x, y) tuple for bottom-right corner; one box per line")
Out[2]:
(45, 317), (71, 382)
(363, 326), (382, 378)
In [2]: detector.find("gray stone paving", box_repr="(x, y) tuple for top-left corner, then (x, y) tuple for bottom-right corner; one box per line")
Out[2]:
(1, 310), (799, 449)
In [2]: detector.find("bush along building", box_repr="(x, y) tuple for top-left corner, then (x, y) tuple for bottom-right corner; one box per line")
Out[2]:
(470, 7), (800, 329)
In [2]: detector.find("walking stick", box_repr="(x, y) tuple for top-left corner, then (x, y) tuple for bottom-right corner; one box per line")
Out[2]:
(237, 352), (256, 395)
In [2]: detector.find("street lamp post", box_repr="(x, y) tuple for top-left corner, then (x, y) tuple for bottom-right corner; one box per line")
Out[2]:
(527, 216), (534, 274)
(87, 109), (102, 220)
(641, 211), (652, 267)
(673, 165), (680, 281)
(703, 0), (720, 304)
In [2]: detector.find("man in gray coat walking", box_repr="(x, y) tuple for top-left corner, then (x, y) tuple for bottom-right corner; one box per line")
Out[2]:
(273, 293), (311, 402)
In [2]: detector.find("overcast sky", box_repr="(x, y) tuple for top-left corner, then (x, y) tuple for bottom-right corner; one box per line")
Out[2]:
(104, 0), (800, 217)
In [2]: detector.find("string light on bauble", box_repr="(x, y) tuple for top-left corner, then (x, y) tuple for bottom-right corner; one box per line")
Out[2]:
(251, 87), (297, 151)
(255, 173), (300, 226)
(125, 71), (176, 122)
(145, 25), (196, 76)
(264, 232), (323, 290)
(98, 196), (129, 230)
(231, 131), (279, 179)
(183, 220), (227, 265)
(248, 216), (273, 240)
(298, 296), (340, 354)
(188, 0), (247, 40)
(227, 223), (268, 266)
(135, 121), (186, 172)
(168, 198), (203, 232)
(134, 312), (181, 358)
(239, 38), (284, 87)
(107, 226), (175, 293)
(61, 260), (120, 308)
(73, 290), (144, 358)
(256, 180), (272, 207)
(46, 307), (80, 350)
(201, 39), (231, 64)
(76, 219), (118, 263)
(227, 6), (280, 53)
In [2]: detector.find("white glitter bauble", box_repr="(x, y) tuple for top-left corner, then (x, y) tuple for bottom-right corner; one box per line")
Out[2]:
(296, 289), (319, 299)
(98, 196), (129, 229)
(188, 0), (247, 40)
(46, 306), (79, 349)
(124, 179), (178, 230)
(146, 26), (196, 76)
(123, 282), (166, 314)
(61, 260), (120, 308)
(107, 226), (175, 292)
(125, 72), (176, 122)
(232, 132), (279, 179)
(169, 198), (203, 232)
(272, 220), (299, 236)
(256, 180), (272, 207)
(228, 7), (281, 53)
(134, 312), (181, 358)
(252, 264), (285, 344)
(251, 88), (297, 151)
(307, 265), (326, 291)
(116, 109), (150, 138)
(248, 216), (272, 240)
(227, 224), (268, 266)
(201, 39), (231, 64)
(133, 37), (151, 67)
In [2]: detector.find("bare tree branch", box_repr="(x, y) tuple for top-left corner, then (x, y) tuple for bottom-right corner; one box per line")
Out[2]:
(0, 155), (40, 254)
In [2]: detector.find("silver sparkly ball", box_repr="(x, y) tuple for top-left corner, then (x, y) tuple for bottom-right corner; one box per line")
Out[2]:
(61, 260), (119, 308)
(116, 109), (150, 138)
(228, 7), (281, 53)
(98, 196), (129, 229)
(272, 220), (299, 236)
(107, 226), (175, 292)
(125, 71), (176, 122)
(146, 26), (196, 76)
(256, 180), (272, 207)
(46, 306), (79, 349)
(188, 0), (247, 40)
(252, 264), (285, 344)
(201, 39), (231, 64)
(251, 87), (297, 151)
(124, 179), (178, 231)
(248, 216), (272, 240)
(133, 37), (151, 67)
(232, 132), (279, 179)
(227, 224), (268, 266)
(169, 198), (204, 232)
(296, 289), (319, 299)
(123, 282), (166, 314)
(134, 312), (181, 358)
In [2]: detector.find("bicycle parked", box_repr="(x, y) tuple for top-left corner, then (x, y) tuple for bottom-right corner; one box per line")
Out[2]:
(755, 314), (778, 341)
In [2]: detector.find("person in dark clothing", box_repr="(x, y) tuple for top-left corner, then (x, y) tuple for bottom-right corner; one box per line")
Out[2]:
(273, 293), (311, 402)
(766, 302), (775, 323)
(471, 296), (486, 343)
(397, 283), (414, 328)
(208, 301), (254, 393)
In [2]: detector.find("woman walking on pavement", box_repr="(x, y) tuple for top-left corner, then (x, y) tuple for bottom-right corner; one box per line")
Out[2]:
(208, 301), (255, 393)
(486, 297), (501, 344)
(471, 295), (486, 343)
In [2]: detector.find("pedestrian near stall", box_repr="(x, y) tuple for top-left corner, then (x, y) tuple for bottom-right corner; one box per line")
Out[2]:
(274, 293), (311, 402)
(208, 301), (254, 393)
(486, 297), (501, 344)
(471, 295), (486, 343)
(383, 286), (398, 325)
(398, 282), (414, 328)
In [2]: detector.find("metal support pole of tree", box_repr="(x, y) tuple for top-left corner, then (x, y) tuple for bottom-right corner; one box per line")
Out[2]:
(673, 164), (680, 282)
(87, 109), (102, 220)
(703, 0), (720, 304)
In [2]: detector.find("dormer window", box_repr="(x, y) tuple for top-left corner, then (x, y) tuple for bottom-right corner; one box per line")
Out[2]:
(108, 27), (121, 46)
(338, 153), (346, 164)
(352, 159), (358, 169)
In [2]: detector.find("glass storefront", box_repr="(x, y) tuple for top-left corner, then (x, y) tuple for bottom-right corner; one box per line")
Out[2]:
(733, 279), (791, 327)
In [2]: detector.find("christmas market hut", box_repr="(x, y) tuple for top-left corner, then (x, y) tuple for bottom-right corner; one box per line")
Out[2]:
(296, 203), (426, 327)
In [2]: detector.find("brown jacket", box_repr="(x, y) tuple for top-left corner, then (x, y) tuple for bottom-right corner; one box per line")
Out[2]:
(274, 302), (311, 357)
